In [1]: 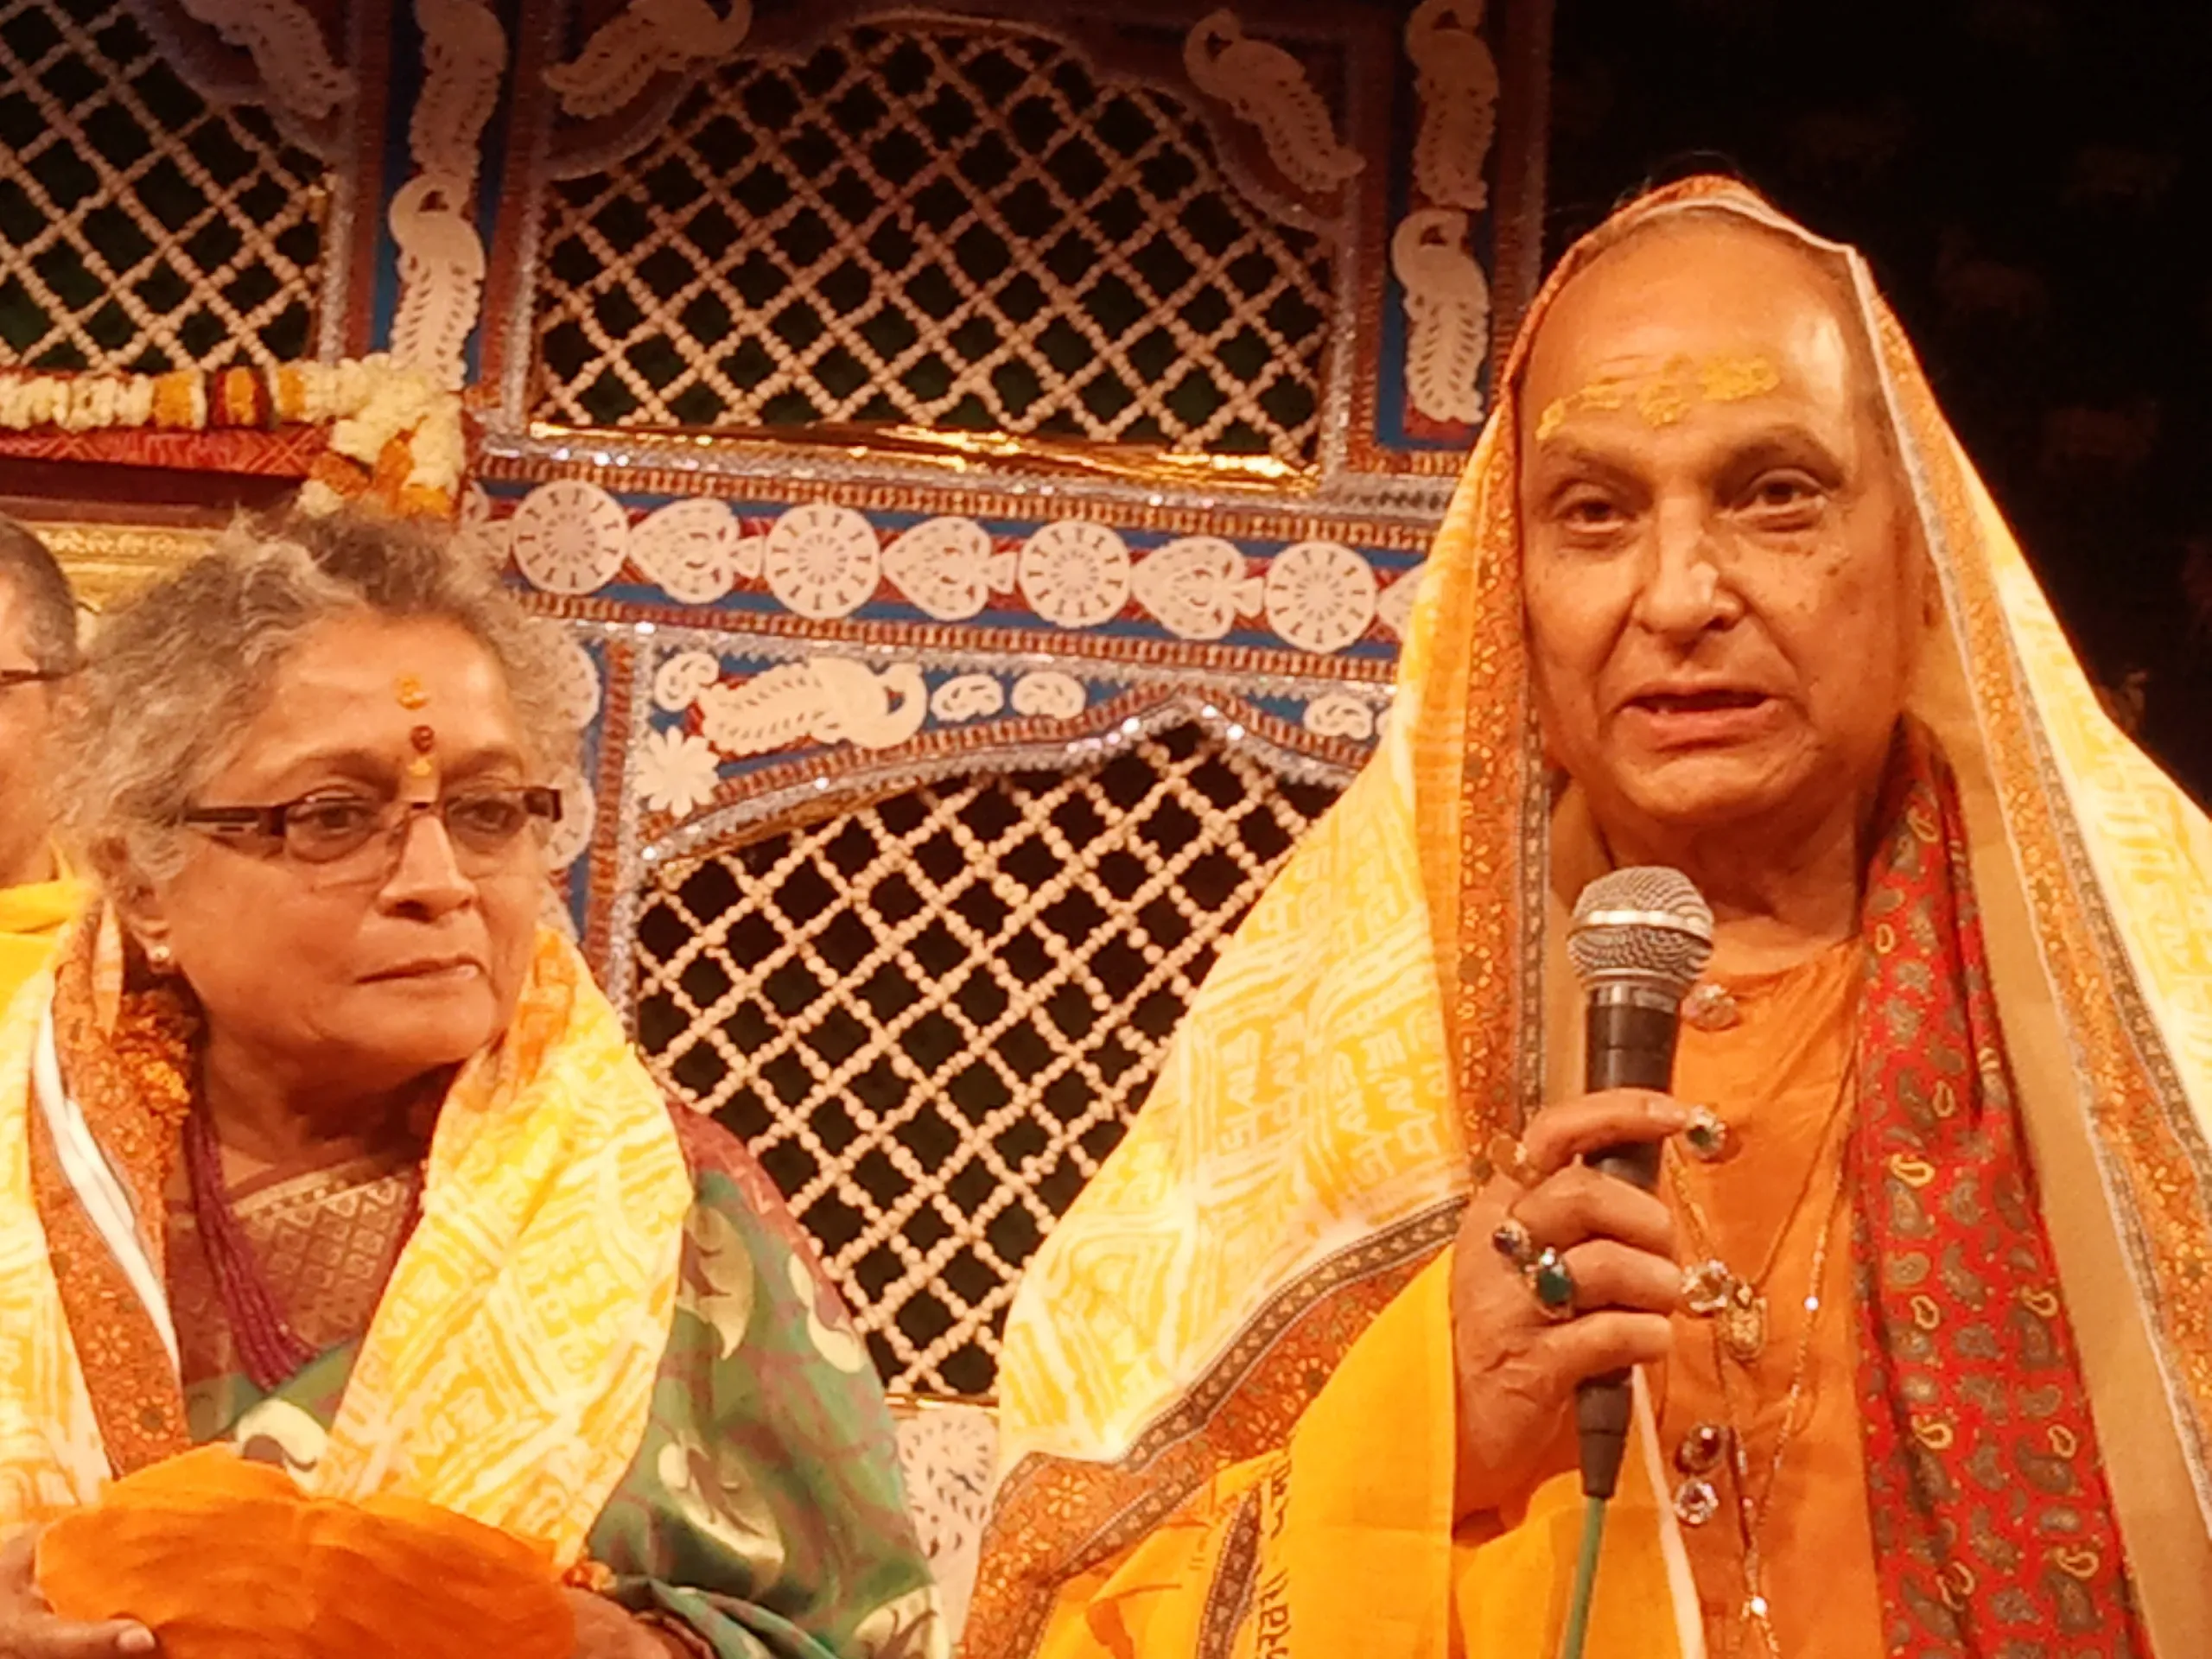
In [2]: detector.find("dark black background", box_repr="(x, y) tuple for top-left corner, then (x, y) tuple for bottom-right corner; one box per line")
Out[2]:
(1544, 0), (2210, 804)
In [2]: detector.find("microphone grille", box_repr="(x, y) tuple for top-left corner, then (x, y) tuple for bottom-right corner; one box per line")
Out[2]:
(1567, 867), (1715, 995)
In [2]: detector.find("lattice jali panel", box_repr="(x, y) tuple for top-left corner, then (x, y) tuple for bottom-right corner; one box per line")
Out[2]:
(0, 0), (325, 372)
(632, 725), (1341, 1395)
(536, 23), (1333, 462)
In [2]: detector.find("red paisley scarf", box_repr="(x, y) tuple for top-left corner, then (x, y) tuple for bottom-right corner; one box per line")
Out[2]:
(1856, 725), (2146, 1656)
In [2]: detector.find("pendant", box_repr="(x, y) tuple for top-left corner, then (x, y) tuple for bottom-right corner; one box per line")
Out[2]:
(1683, 1106), (1737, 1163)
(1673, 1477), (1719, 1526)
(1682, 982), (1740, 1032)
(1721, 1281), (1767, 1363)
(1673, 1421), (1727, 1475)
(1743, 1592), (1777, 1654)
(1683, 1259), (1735, 1318)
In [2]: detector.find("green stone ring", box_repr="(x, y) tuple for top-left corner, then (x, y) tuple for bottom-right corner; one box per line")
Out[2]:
(1527, 1247), (1578, 1321)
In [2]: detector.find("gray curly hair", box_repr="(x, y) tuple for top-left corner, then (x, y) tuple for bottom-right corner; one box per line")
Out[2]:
(56, 510), (578, 891)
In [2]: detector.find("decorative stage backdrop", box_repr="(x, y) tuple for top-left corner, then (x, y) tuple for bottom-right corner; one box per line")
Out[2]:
(0, 0), (1553, 1417)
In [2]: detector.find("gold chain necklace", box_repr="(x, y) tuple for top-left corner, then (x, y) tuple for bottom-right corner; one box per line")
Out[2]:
(1665, 1052), (1858, 1657)
(1669, 1057), (1856, 1364)
(1700, 1163), (1851, 1657)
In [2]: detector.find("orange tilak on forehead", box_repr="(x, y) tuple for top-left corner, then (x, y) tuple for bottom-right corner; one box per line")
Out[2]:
(1533, 353), (1783, 441)
(395, 674), (435, 779)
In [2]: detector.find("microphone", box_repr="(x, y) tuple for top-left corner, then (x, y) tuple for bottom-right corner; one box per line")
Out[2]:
(1565, 867), (1714, 1500)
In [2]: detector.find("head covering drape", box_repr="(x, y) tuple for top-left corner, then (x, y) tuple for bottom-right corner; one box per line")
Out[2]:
(0, 923), (693, 1565)
(976, 179), (2212, 1656)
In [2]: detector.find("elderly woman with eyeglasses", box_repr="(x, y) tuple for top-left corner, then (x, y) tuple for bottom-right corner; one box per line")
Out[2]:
(0, 514), (938, 1659)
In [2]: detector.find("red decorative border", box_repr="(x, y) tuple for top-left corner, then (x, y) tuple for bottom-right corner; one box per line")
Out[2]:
(0, 425), (327, 476)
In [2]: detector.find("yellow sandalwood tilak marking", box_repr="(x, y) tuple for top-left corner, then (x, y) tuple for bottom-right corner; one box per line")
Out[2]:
(1535, 353), (1784, 441)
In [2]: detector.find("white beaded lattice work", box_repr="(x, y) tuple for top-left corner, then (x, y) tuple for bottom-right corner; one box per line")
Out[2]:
(632, 725), (1338, 1395)
(0, 0), (326, 371)
(534, 22), (1332, 462)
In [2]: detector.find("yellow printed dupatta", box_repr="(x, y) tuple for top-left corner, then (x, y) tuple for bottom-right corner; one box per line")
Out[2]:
(971, 180), (2212, 1658)
(0, 925), (692, 1565)
(0, 857), (86, 1016)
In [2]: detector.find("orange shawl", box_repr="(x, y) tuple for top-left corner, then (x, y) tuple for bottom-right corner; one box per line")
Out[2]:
(971, 180), (2212, 1658)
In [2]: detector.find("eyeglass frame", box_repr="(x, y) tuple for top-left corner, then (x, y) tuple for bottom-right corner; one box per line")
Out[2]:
(0, 668), (68, 692)
(177, 785), (564, 874)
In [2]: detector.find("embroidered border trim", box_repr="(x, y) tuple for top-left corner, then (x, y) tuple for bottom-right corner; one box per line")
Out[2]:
(1199, 1486), (1264, 1659)
(965, 1197), (1463, 1659)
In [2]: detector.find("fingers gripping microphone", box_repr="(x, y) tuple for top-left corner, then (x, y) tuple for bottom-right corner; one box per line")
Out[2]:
(1566, 868), (1714, 1501)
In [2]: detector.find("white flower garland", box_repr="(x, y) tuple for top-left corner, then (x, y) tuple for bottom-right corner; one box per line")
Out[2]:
(0, 355), (465, 515)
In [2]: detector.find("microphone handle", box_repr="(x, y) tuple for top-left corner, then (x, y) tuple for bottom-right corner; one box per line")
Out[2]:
(1575, 995), (1681, 1500)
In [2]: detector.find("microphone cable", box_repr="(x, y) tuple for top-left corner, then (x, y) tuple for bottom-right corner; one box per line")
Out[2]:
(1553, 865), (1716, 1659)
(1558, 1497), (1608, 1659)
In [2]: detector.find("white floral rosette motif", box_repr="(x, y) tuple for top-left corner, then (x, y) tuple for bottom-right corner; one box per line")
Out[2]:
(1131, 537), (1264, 641)
(652, 650), (724, 714)
(764, 504), (882, 620)
(634, 727), (722, 818)
(1010, 671), (1088, 721)
(1264, 540), (1379, 654)
(632, 498), (747, 605)
(509, 480), (630, 594)
(1016, 522), (1132, 629)
(883, 517), (1015, 622)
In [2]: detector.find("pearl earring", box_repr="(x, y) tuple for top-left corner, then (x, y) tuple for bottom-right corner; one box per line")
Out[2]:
(146, 941), (173, 969)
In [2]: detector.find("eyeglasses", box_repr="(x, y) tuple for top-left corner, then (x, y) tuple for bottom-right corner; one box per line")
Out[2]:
(180, 786), (563, 877)
(0, 668), (67, 692)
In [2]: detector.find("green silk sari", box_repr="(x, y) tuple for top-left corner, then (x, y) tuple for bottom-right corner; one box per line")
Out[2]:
(173, 1109), (938, 1659)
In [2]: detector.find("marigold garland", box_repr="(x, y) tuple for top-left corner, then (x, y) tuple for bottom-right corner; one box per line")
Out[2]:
(0, 357), (462, 518)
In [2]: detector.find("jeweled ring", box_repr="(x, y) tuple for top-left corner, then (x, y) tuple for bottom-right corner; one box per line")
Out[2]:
(1490, 1216), (1536, 1269)
(1525, 1247), (1577, 1322)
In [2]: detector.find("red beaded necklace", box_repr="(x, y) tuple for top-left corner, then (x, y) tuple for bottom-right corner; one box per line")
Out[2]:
(183, 1107), (423, 1392)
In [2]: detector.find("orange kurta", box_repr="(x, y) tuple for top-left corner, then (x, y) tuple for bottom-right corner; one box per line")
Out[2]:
(1659, 944), (1884, 1659)
(1030, 1246), (1697, 1659)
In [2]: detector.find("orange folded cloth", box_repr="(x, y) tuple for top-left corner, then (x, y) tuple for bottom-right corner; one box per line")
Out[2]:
(36, 1447), (573, 1659)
